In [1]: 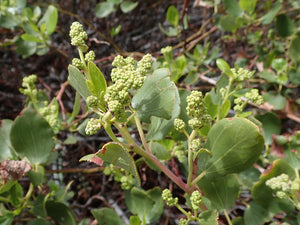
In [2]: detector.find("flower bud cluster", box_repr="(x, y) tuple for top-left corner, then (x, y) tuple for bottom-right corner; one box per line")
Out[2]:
(266, 173), (300, 209)
(162, 189), (178, 206)
(103, 164), (133, 190)
(19, 74), (38, 100)
(72, 58), (84, 69)
(190, 190), (202, 210)
(231, 68), (255, 81)
(161, 46), (172, 55)
(186, 91), (211, 129)
(173, 143), (187, 163)
(86, 95), (101, 108)
(85, 118), (102, 135)
(69, 21), (88, 52)
(105, 54), (153, 121)
(174, 118), (186, 132)
(190, 139), (201, 152)
(234, 89), (263, 112)
(179, 218), (189, 225)
(85, 50), (95, 62)
(39, 101), (60, 132)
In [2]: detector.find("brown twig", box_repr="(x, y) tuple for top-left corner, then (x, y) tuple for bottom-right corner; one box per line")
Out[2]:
(56, 81), (69, 120)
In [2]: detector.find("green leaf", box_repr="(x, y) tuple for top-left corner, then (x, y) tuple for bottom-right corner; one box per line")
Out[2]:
(198, 174), (239, 211)
(150, 141), (171, 161)
(198, 210), (218, 225)
(28, 218), (54, 225)
(120, 1), (138, 13)
(38, 5), (58, 34)
(0, 214), (14, 225)
(259, 71), (277, 83)
(200, 117), (264, 179)
(224, 0), (243, 17)
(244, 201), (271, 225)
(46, 201), (76, 225)
(87, 61), (107, 105)
(16, 38), (37, 58)
(95, 2), (116, 18)
(0, 120), (17, 161)
(132, 68), (180, 123)
(125, 187), (163, 224)
(255, 112), (281, 145)
(262, 92), (286, 110)
(216, 59), (233, 77)
(21, 33), (44, 43)
(129, 216), (141, 225)
(28, 165), (45, 186)
(93, 142), (140, 185)
(218, 15), (240, 32)
(289, 35), (300, 62)
(68, 65), (91, 100)
(271, 58), (287, 72)
(218, 99), (231, 120)
(261, 1), (282, 25)
(251, 159), (295, 210)
(91, 208), (123, 225)
(239, 0), (256, 14)
(167, 5), (179, 27)
(10, 108), (54, 165)
(33, 195), (48, 218)
(276, 14), (295, 37)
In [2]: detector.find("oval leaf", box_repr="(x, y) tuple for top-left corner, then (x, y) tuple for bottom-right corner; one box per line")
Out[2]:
(198, 174), (239, 211)
(68, 65), (91, 100)
(167, 6), (179, 27)
(201, 117), (264, 179)
(120, 1), (138, 13)
(91, 208), (123, 225)
(95, 142), (140, 185)
(132, 68), (180, 123)
(0, 119), (17, 161)
(95, 2), (115, 18)
(10, 108), (54, 165)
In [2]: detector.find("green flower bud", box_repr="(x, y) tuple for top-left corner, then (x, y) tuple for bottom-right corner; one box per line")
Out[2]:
(174, 118), (186, 132)
(161, 46), (172, 55)
(85, 118), (102, 135)
(162, 189), (178, 206)
(190, 139), (201, 152)
(190, 190), (202, 210)
(231, 68), (255, 81)
(179, 218), (189, 225)
(188, 118), (202, 130)
(86, 95), (101, 108)
(72, 58), (84, 69)
(85, 50), (95, 62)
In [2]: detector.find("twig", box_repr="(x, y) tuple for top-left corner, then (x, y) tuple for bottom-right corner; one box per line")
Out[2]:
(56, 81), (69, 120)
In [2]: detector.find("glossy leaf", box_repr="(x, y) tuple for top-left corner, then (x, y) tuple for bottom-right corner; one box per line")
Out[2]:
(91, 208), (123, 225)
(92, 142), (140, 185)
(28, 218), (54, 225)
(46, 201), (76, 225)
(120, 1), (138, 13)
(132, 68), (180, 123)
(0, 214), (14, 225)
(0, 120), (17, 161)
(95, 2), (115, 18)
(125, 187), (163, 224)
(276, 14), (295, 37)
(33, 195), (48, 218)
(21, 33), (43, 43)
(224, 0), (243, 17)
(68, 65), (91, 100)
(201, 117), (264, 179)
(10, 108), (54, 165)
(198, 174), (239, 211)
(167, 5), (179, 27)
